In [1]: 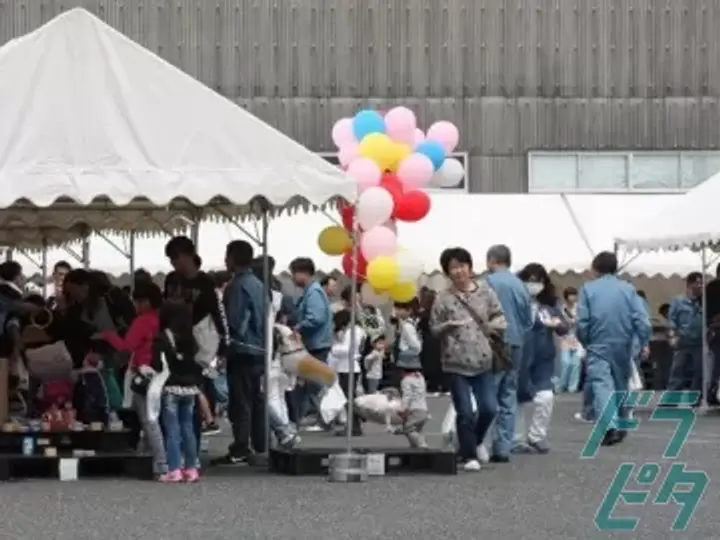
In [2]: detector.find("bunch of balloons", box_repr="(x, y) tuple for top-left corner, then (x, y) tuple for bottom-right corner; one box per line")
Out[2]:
(317, 107), (465, 302)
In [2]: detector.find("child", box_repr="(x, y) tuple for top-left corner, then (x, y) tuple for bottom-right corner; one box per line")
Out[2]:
(393, 301), (428, 448)
(157, 301), (203, 483)
(328, 309), (366, 436)
(363, 335), (385, 394)
(98, 282), (167, 479)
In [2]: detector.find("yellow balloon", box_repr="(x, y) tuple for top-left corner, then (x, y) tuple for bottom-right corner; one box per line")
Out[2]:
(389, 281), (417, 303)
(317, 225), (352, 256)
(366, 256), (399, 291)
(358, 133), (396, 171)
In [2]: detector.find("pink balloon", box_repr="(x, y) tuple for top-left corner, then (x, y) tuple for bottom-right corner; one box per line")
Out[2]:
(412, 128), (425, 147)
(396, 153), (435, 189)
(338, 144), (359, 167)
(426, 121), (460, 152)
(360, 225), (398, 260)
(332, 118), (356, 148)
(347, 157), (382, 193)
(384, 107), (417, 145)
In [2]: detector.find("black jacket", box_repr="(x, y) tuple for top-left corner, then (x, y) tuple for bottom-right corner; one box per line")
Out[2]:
(153, 329), (202, 388)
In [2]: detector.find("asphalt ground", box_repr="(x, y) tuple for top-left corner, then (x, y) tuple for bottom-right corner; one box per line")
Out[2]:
(1, 393), (718, 540)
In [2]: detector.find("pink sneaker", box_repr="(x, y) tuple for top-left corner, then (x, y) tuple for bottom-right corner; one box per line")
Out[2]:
(158, 470), (183, 483)
(183, 468), (200, 483)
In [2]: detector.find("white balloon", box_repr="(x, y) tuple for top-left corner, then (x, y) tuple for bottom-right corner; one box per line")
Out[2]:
(396, 249), (424, 282)
(356, 187), (394, 230)
(360, 282), (390, 307)
(431, 158), (465, 188)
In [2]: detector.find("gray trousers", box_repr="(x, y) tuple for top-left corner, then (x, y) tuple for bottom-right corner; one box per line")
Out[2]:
(133, 392), (168, 475)
(402, 409), (428, 448)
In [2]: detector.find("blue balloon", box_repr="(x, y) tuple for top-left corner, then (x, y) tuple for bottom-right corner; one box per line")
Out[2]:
(352, 110), (386, 141)
(415, 140), (446, 171)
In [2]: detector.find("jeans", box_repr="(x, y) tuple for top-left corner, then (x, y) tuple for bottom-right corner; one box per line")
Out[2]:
(227, 356), (266, 456)
(269, 403), (294, 442)
(448, 372), (497, 461)
(161, 393), (198, 472)
(212, 372), (229, 406)
(293, 348), (329, 422)
(366, 378), (380, 394)
(492, 345), (522, 458)
(667, 347), (703, 395)
(558, 348), (582, 393)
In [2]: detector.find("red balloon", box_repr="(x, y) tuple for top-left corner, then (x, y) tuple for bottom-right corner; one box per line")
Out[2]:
(339, 201), (355, 231)
(395, 190), (431, 222)
(342, 251), (367, 279)
(380, 173), (404, 204)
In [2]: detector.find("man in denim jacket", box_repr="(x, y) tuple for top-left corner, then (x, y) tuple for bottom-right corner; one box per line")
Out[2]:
(289, 257), (332, 430)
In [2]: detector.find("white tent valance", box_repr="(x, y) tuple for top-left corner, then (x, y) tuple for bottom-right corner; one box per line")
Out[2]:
(614, 170), (720, 253)
(0, 9), (355, 247)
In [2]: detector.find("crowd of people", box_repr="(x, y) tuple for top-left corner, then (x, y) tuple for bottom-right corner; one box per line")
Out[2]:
(0, 235), (718, 478)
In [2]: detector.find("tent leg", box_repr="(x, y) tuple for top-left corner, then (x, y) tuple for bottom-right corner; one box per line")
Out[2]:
(41, 239), (48, 298)
(701, 247), (709, 409)
(81, 236), (91, 269)
(128, 232), (136, 279)
(260, 209), (272, 456)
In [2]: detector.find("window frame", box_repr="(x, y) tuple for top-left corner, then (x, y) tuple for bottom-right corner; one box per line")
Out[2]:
(527, 150), (720, 194)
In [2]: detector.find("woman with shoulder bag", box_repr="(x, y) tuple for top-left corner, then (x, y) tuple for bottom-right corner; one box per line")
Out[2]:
(430, 247), (508, 472)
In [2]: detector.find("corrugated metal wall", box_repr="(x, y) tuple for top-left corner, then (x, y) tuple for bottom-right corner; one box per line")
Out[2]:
(2, 0), (720, 192)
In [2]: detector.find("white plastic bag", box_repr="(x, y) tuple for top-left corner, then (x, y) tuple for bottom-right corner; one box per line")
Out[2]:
(319, 381), (347, 425)
(441, 393), (477, 449)
(629, 361), (644, 392)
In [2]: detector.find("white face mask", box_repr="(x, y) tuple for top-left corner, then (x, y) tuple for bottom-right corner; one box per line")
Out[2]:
(526, 282), (544, 296)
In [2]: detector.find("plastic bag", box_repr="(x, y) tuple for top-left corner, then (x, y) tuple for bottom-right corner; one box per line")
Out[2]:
(441, 392), (477, 449)
(629, 361), (644, 392)
(319, 381), (347, 425)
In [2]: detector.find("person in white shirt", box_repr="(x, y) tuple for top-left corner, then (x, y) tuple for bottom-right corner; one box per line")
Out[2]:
(328, 309), (366, 436)
(393, 301), (428, 448)
(363, 334), (385, 393)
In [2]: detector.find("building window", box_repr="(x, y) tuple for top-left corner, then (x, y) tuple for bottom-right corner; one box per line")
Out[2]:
(318, 152), (469, 192)
(528, 151), (720, 193)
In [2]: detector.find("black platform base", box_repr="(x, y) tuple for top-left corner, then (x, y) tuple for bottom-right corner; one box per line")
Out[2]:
(0, 453), (155, 481)
(269, 447), (456, 476)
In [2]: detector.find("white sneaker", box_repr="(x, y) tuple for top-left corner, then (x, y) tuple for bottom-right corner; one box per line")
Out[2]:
(573, 412), (593, 423)
(463, 459), (482, 472)
(476, 444), (490, 464)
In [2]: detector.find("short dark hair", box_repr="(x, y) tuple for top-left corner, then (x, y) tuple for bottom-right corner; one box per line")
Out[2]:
(193, 254), (202, 268)
(289, 257), (316, 276)
(659, 303), (670, 318)
(164, 236), (196, 259)
(439, 247), (473, 275)
(320, 275), (336, 288)
(132, 282), (163, 309)
(252, 256), (276, 275)
(686, 272), (703, 285)
(0, 261), (22, 282)
(226, 240), (254, 268)
(563, 286), (578, 300)
(486, 244), (511, 267)
(637, 290), (647, 300)
(53, 261), (71, 274)
(591, 251), (618, 276)
(133, 268), (153, 286)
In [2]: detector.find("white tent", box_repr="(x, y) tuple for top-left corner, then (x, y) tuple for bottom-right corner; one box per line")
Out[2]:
(0, 8), (354, 246)
(614, 170), (720, 252)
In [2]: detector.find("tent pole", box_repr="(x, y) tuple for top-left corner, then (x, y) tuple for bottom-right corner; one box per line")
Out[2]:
(81, 235), (91, 269)
(41, 239), (48, 298)
(128, 232), (136, 279)
(702, 247), (709, 408)
(260, 205), (272, 457)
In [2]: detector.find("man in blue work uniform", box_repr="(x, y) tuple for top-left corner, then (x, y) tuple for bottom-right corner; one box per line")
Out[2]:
(577, 252), (651, 446)
(486, 245), (534, 463)
(667, 272), (704, 403)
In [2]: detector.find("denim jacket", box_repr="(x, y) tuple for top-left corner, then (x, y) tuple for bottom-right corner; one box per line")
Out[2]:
(294, 281), (332, 351)
(669, 295), (703, 349)
(224, 269), (267, 359)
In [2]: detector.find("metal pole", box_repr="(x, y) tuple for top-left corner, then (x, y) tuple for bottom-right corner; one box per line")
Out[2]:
(701, 247), (709, 408)
(128, 232), (136, 278)
(261, 209), (272, 455)
(81, 236), (91, 269)
(41, 239), (48, 298)
(345, 218), (359, 452)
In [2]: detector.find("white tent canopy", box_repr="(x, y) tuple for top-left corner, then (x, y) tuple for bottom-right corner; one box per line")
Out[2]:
(0, 8), (354, 247)
(36, 193), (702, 278)
(614, 170), (720, 253)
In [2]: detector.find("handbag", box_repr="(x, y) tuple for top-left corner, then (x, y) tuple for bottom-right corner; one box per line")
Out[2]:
(451, 291), (512, 372)
(24, 341), (73, 382)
